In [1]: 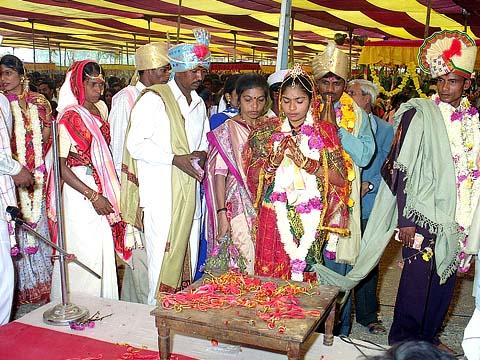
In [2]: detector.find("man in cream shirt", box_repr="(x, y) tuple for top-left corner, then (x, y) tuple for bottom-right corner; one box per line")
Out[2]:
(127, 28), (210, 305)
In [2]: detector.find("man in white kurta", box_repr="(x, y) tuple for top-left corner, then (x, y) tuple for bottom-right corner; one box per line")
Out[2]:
(127, 29), (211, 305)
(0, 93), (33, 324)
(109, 42), (170, 304)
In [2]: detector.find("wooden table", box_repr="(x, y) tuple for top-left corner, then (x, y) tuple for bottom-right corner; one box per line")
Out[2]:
(152, 275), (339, 360)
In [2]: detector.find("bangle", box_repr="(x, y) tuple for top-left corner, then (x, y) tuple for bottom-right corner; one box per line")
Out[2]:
(88, 190), (99, 202)
(216, 207), (227, 214)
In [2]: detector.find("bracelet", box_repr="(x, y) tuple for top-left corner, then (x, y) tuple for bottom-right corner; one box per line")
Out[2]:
(304, 158), (320, 175)
(216, 207), (227, 214)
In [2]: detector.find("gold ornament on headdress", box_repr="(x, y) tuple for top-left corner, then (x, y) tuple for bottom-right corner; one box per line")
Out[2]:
(284, 63), (315, 94)
(311, 42), (349, 81)
(85, 73), (105, 82)
(135, 42), (169, 71)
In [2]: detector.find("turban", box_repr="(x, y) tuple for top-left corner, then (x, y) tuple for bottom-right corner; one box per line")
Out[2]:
(267, 69), (289, 87)
(168, 28), (211, 73)
(135, 42), (169, 71)
(311, 42), (349, 81)
(418, 30), (477, 79)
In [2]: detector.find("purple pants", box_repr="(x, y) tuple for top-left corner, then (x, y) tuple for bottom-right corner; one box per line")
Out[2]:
(388, 238), (457, 345)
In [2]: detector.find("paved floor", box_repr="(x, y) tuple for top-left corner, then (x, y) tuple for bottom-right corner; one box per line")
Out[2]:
(349, 240), (475, 357)
(13, 240), (475, 357)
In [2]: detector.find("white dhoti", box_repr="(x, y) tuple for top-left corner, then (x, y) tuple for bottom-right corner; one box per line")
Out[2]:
(51, 167), (118, 301)
(462, 308), (480, 360)
(0, 221), (14, 325)
(144, 204), (200, 305)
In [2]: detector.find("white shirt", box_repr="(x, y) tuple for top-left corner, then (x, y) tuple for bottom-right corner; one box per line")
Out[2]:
(126, 78), (209, 218)
(109, 82), (146, 178)
(0, 94), (20, 176)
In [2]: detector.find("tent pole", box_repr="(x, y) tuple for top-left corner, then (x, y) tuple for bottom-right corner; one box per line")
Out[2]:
(145, 16), (152, 43)
(231, 30), (237, 62)
(176, 0), (182, 44)
(348, 28), (353, 79)
(30, 20), (36, 71)
(47, 36), (52, 69)
(424, 0), (432, 38)
(58, 43), (62, 69)
(252, 46), (255, 63)
(276, 0), (292, 71)
(289, 11), (295, 66)
(462, 8), (469, 32)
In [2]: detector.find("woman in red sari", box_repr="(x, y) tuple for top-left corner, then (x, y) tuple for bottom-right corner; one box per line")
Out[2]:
(48, 60), (130, 300)
(0, 54), (53, 304)
(246, 64), (350, 282)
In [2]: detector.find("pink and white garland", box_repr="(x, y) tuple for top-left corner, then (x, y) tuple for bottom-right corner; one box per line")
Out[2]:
(11, 100), (45, 254)
(435, 94), (480, 271)
(270, 112), (324, 281)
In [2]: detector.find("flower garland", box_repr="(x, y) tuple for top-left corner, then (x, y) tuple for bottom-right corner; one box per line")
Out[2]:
(435, 94), (480, 272)
(10, 99), (45, 254)
(369, 63), (428, 99)
(270, 112), (324, 281)
(160, 271), (321, 331)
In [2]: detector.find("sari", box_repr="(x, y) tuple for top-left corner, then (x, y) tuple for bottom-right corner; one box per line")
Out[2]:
(6, 90), (53, 304)
(205, 117), (257, 273)
(246, 113), (350, 281)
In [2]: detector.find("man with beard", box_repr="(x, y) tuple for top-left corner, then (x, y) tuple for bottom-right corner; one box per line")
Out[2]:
(311, 42), (375, 336)
(126, 29), (210, 304)
(110, 42), (171, 304)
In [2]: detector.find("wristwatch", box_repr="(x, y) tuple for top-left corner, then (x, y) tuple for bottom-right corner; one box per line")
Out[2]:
(367, 182), (374, 192)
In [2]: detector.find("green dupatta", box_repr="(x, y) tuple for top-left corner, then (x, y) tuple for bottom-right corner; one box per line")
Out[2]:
(314, 98), (461, 290)
(120, 84), (196, 294)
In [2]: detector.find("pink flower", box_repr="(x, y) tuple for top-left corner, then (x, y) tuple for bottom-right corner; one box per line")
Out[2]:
(24, 246), (38, 255)
(290, 259), (306, 273)
(308, 197), (323, 210)
(10, 246), (19, 257)
(271, 192), (287, 202)
(457, 174), (468, 182)
(211, 246), (220, 257)
(324, 250), (336, 260)
(36, 164), (46, 174)
(451, 111), (463, 122)
(271, 132), (285, 142)
(473, 170), (480, 179)
(193, 45), (209, 60)
(295, 203), (310, 214)
(308, 135), (324, 150)
(228, 244), (239, 257)
(300, 124), (314, 136)
(468, 107), (478, 116)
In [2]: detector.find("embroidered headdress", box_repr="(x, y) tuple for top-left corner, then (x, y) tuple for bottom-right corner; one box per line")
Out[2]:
(135, 42), (169, 71)
(311, 41), (349, 81)
(168, 28), (211, 73)
(418, 30), (477, 79)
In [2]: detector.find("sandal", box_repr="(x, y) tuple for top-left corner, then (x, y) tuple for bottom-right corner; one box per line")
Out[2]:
(367, 321), (386, 334)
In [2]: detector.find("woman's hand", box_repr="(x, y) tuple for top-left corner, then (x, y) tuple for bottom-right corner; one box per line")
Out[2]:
(91, 195), (114, 216)
(270, 136), (290, 166)
(216, 211), (230, 239)
(285, 138), (307, 168)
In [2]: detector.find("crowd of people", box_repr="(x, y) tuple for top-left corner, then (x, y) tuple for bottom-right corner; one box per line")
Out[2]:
(0, 28), (479, 359)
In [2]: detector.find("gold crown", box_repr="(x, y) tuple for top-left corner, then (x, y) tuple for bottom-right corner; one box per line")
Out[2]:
(135, 42), (169, 71)
(311, 42), (349, 81)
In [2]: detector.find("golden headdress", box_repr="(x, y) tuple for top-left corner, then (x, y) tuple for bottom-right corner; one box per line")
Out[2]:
(311, 41), (349, 81)
(135, 42), (169, 71)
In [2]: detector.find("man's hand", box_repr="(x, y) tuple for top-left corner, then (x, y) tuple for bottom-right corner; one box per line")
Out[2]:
(12, 166), (34, 187)
(361, 182), (370, 197)
(398, 226), (416, 248)
(173, 154), (203, 181)
(191, 150), (207, 169)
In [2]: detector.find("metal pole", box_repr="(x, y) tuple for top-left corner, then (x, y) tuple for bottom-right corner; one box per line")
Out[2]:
(47, 37), (52, 64)
(31, 20), (36, 70)
(252, 46), (255, 63)
(289, 11), (295, 65)
(348, 28), (353, 79)
(176, 0), (182, 44)
(58, 43), (62, 68)
(462, 8), (469, 32)
(145, 16), (152, 43)
(126, 42), (129, 65)
(275, 0), (292, 71)
(231, 30), (237, 62)
(424, 0), (432, 38)
(42, 120), (90, 326)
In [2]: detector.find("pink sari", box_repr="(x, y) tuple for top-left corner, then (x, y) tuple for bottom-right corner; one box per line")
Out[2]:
(204, 118), (256, 273)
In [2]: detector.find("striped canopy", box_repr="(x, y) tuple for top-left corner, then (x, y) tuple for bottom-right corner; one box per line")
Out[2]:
(0, 0), (478, 61)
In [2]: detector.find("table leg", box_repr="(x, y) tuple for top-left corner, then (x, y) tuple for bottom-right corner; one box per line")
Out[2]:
(287, 342), (301, 360)
(323, 303), (336, 346)
(158, 321), (170, 360)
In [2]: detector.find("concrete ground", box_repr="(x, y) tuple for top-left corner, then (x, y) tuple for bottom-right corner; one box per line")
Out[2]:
(349, 240), (475, 357)
(13, 240), (475, 358)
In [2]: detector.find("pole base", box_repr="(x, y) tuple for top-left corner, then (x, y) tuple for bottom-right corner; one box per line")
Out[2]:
(43, 303), (89, 326)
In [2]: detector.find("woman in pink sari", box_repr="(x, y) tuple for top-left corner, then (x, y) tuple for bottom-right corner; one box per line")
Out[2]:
(205, 74), (270, 274)
(48, 60), (131, 300)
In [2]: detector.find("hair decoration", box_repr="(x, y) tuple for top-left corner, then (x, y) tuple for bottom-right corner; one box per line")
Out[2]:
(85, 73), (105, 82)
(283, 63), (315, 94)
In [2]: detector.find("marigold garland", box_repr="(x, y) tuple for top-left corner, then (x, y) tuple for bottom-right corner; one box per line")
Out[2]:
(160, 271), (321, 332)
(369, 63), (428, 99)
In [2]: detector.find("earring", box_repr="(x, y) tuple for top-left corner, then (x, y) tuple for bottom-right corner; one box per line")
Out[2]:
(225, 94), (231, 106)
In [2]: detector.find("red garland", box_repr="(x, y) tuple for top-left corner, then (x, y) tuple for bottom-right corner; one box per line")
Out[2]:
(160, 271), (321, 332)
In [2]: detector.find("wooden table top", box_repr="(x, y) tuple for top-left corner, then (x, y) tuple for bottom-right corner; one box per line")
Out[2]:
(152, 274), (339, 343)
